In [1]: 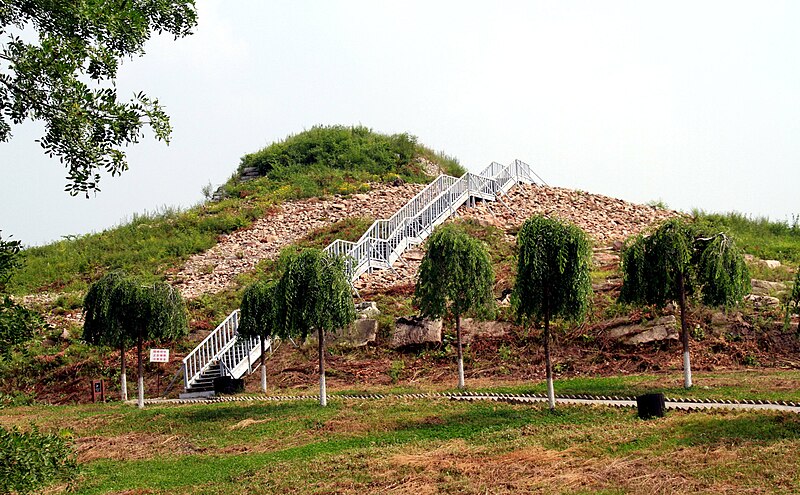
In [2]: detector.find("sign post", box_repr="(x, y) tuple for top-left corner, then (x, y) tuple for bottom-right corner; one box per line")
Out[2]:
(149, 349), (170, 397)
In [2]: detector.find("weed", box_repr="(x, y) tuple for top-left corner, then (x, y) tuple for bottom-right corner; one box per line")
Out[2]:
(388, 360), (405, 383)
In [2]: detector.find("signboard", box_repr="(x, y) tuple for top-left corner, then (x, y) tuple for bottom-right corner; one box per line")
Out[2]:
(149, 348), (170, 363)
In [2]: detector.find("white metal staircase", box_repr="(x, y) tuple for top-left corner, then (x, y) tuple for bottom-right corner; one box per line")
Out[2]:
(181, 159), (538, 396)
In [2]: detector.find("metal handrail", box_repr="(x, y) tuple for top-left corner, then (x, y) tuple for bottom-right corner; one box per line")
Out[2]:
(182, 309), (239, 389)
(182, 159), (540, 392)
(323, 160), (538, 281)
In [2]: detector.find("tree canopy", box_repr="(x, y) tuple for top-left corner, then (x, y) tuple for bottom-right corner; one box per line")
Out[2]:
(512, 216), (592, 325)
(274, 249), (355, 342)
(619, 218), (750, 388)
(0, 231), (44, 358)
(414, 223), (495, 389)
(619, 218), (750, 308)
(0, 231), (21, 291)
(414, 223), (495, 321)
(512, 215), (592, 410)
(239, 280), (278, 340)
(0, 1), (197, 195)
(83, 271), (187, 406)
(83, 271), (187, 347)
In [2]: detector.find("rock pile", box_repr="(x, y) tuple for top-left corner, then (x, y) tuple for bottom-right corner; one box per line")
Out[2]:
(356, 184), (678, 295)
(460, 184), (678, 245)
(171, 183), (425, 298)
(173, 181), (679, 300)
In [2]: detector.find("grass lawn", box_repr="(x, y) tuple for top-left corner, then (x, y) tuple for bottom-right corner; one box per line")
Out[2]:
(3, 371), (800, 494)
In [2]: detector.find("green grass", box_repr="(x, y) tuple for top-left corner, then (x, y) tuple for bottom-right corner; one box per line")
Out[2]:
(473, 370), (800, 402)
(9, 127), (463, 296)
(695, 210), (800, 264)
(3, 389), (800, 494)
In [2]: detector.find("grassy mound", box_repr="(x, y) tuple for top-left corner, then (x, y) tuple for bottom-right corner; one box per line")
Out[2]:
(10, 127), (462, 295)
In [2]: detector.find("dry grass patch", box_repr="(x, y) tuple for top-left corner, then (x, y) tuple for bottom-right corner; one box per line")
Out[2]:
(74, 432), (203, 462)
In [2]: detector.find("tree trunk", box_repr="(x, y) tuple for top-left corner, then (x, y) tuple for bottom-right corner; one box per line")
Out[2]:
(137, 335), (145, 409)
(456, 313), (465, 390)
(678, 271), (692, 389)
(120, 344), (128, 401)
(544, 317), (555, 410)
(318, 328), (327, 407)
(260, 337), (267, 393)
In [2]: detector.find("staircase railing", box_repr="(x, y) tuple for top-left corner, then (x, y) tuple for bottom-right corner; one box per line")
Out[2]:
(182, 159), (539, 393)
(323, 159), (537, 281)
(182, 309), (239, 390)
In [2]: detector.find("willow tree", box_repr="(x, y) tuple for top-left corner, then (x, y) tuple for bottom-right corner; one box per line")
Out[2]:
(620, 218), (749, 389)
(274, 249), (355, 406)
(239, 280), (278, 393)
(512, 216), (592, 410)
(83, 272), (187, 408)
(414, 223), (495, 390)
(83, 272), (134, 400)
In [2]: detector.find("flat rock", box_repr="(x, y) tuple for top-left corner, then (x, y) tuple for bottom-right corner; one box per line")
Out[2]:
(459, 318), (512, 344)
(606, 315), (678, 345)
(310, 318), (378, 348)
(391, 316), (442, 348)
(355, 301), (381, 319)
(744, 294), (781, 308)
(751, 279), (786, 295)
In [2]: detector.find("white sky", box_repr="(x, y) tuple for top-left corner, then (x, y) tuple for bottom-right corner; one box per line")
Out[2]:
(1, 0), (798, 246)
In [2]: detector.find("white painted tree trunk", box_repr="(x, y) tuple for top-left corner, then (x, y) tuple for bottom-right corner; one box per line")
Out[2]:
(683, 350), (693, 389)
(121, 370), (128, 401)
(318, 328), (327, 407)
(120, 346), (128, 401)
(137, 375), (144, 409)
(137, 337), (144, 409)
(546, 374), (555, 410)
(260, 338), (267, 393)
(456, 315), (465, 390)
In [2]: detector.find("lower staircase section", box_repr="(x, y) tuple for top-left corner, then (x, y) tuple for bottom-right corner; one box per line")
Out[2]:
(181, 159), (540, 396)
(181, 310), (272, 398)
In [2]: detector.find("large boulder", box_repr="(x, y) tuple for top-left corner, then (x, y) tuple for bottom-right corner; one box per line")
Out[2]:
(391, 316), (442, 348)
(750, 279), (787, 296)
(606, 315), (679, 345)
(459, 318), (512, 344)
(323, 319), (377, 348)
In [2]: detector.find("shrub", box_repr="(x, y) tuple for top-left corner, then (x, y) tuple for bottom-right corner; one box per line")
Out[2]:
(0, 426), (78, 494)
(0, 297), (47, 358)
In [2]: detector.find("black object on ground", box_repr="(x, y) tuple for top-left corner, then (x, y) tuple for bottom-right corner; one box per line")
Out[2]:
(637, 393), (666, 419)
(213, 377), (244, 395)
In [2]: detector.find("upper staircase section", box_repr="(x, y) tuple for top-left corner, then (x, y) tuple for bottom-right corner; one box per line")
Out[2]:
(323, 159), (538, 281)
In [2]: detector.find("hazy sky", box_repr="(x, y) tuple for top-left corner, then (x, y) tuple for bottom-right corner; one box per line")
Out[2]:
(1, 1), (798, 246)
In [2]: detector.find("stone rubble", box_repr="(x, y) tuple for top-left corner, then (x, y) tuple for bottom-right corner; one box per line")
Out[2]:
(356, 184), (678, 295)
(460, 184), (678, 245)
(172, 182), (679, 300)
(171, 183), (425, 299)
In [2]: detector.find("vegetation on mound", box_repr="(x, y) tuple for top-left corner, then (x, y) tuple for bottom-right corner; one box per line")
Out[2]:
(10, 127), (459, 295)
(695, 210), (800, 264)
(238, 125), (463, 180)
